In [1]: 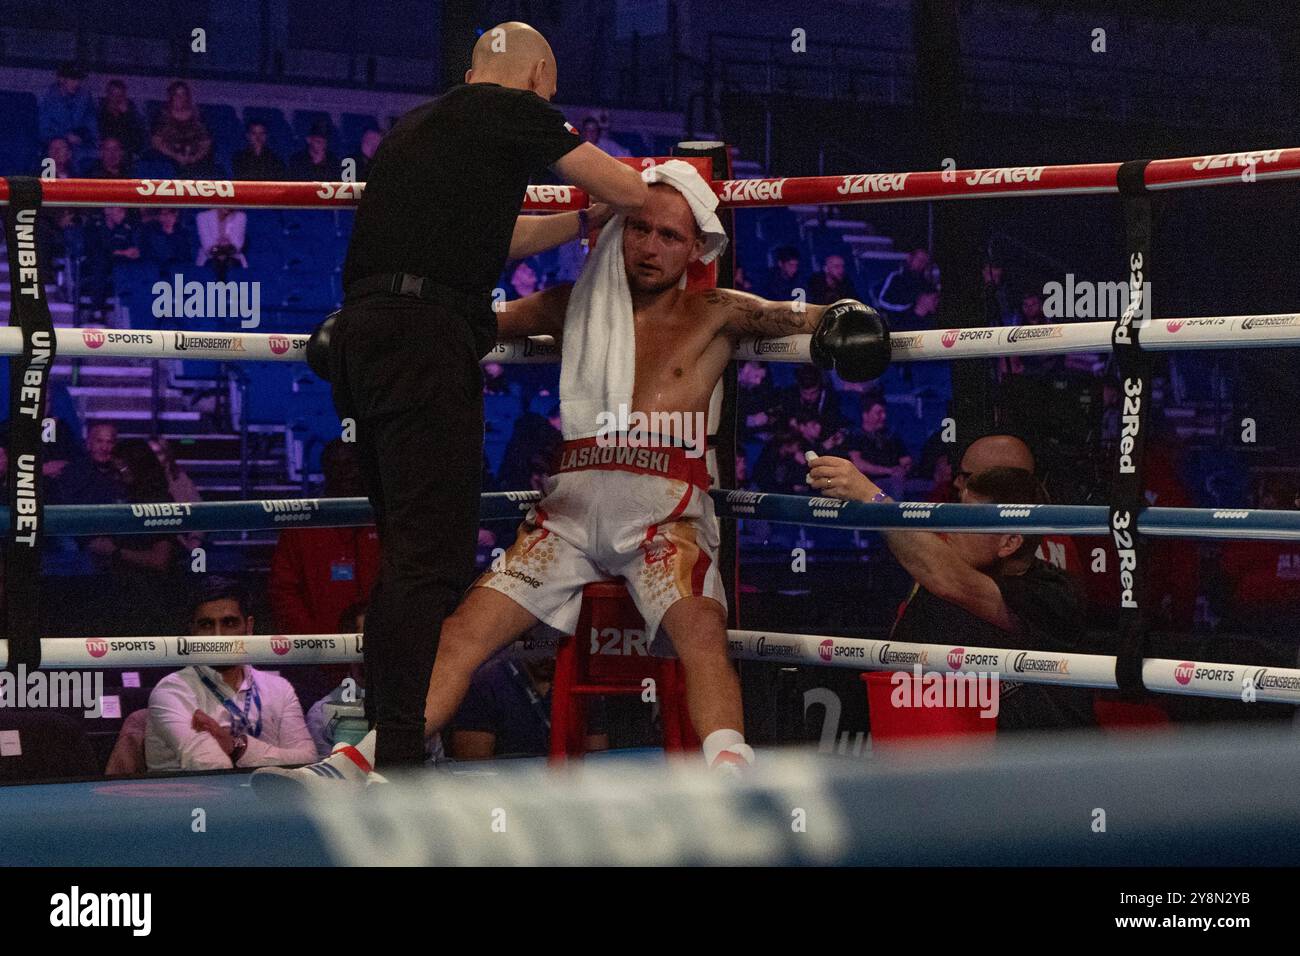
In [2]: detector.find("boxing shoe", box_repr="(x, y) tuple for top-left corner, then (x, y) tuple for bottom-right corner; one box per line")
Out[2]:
(251, 732), (382, 799)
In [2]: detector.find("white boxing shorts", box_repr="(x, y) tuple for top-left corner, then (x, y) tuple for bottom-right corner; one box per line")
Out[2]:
(476, 437), (726, 643)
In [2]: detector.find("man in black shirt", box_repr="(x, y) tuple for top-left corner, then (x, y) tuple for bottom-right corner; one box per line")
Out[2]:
(258, 21), (646, 779)
(806, 459), (1097, 730)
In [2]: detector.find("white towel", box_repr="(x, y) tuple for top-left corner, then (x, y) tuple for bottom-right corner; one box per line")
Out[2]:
(559, 160), (728, 441)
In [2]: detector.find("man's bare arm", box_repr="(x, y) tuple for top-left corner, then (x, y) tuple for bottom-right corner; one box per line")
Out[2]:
(698, 288), (827, 339)
(495, 284), (572, 339)
(508, 205), (612, 260)
(880, 530), (1019, 632)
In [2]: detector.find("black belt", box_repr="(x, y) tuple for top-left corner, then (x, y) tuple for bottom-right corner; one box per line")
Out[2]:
(345, 272), (493, 316)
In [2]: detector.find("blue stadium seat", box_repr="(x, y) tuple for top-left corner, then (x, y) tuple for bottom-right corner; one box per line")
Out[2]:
(0, 91), (39, 176)
(201, 103), (243, 175)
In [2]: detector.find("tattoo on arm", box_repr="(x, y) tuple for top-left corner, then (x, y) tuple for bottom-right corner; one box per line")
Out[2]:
(704, 289), (820, 337)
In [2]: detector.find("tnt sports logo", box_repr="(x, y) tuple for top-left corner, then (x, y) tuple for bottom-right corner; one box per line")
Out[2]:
(819, 639), (834, 663)
(268, 336), (291, 355)
(1175, 661), (1196, 685)
(948, 647), (965, 669)
(82, 329), (106, 349)
(1167, 320), (1185, 333)
(938, 329), (994, 349)
(271, 637), (292, 656)
(86, 639), (109, 659)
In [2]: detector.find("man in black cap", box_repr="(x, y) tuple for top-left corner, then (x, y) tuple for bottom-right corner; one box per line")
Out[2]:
(264, 21), (647, 775)
(288, 119), (341, 181)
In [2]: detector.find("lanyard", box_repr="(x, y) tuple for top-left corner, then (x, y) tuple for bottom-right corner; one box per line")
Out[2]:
(504, 660), (551, 733)
(197, 667), (263, 738)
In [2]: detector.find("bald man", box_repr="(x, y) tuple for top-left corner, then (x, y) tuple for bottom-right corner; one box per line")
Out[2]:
(309, 21), (648, 771)
(952, 433), (1082, 574)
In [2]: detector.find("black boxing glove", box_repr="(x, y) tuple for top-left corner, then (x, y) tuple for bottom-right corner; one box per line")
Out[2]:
(809, 299), (891, 382)
(305, 310), (338, 381)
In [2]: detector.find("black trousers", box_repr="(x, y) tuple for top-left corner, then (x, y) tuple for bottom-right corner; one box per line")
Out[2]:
(329, 295), (484, 767)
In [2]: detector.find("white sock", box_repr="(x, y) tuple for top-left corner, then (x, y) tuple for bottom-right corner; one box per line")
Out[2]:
(702, 728), (753, 767)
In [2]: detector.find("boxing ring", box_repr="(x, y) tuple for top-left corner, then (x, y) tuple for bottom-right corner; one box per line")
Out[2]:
(4, 146), (1300, 866)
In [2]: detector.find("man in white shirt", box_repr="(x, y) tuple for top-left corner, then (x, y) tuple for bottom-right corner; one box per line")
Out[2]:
(145, 577), (317, 772)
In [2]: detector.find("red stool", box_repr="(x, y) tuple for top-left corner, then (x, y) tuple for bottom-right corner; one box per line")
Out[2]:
(862, 671), (997, 749)
(549, 581), (699, 761)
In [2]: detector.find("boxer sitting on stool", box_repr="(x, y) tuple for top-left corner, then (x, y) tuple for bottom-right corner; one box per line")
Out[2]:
(254, 162), (888, 791)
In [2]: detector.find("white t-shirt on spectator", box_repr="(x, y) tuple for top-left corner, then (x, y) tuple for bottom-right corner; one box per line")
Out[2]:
(145, 664), (316, 771)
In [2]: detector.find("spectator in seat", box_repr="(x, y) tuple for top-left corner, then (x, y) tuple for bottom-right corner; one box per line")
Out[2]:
(150, 81), (215, 176)
(844, 397), (912, 498)
(231, 120), (287, 181)
(106, 438), (186, 634)
(145, 577), (316, 772)
(356, 127), (383, 181)
(777, 365), (851, 448)
(80, 206), (141, 320)
(38, 63), (97, 165)
(97, 79), (147, 159)
(0, 390), (81, 497)
(808, 254), (859, 305)
(752, 428), (813, 495)
(910, 287), (941, 328)
(579, 115), (630, 157)
(732, 264), (755, 293)
(269, 439), (380, 638)
(57, 422), (126, 508)
(196, 207), (248, 280)
(765, 246), (803, 301)
(449, 651), (608, 759)
(84, 136), (133, 179)
(738, 359), (781, 447)
(141, 208), (196, 277)
(877, 247), (935, 319)
(289, 119), (340, 181)
(982, 256), (1011, 326)
(40, 137), (75, 179)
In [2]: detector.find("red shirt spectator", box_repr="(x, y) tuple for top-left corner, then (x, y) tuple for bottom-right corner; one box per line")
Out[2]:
(269, 441), (379, 634)
(1216, 478), (1300, 630)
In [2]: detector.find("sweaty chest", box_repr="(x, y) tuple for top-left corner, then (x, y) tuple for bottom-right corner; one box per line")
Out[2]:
(632, 318), (729, 395)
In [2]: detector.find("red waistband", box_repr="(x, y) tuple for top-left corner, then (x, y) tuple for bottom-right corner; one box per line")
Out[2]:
(555, 437), (711, 491)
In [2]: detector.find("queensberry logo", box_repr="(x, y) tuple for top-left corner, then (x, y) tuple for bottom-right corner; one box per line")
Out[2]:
(1006, 325), (1063, 343)
(755, 635), (797, 658)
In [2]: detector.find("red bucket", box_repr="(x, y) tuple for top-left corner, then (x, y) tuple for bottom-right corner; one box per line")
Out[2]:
(862, 671), (997, 746)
